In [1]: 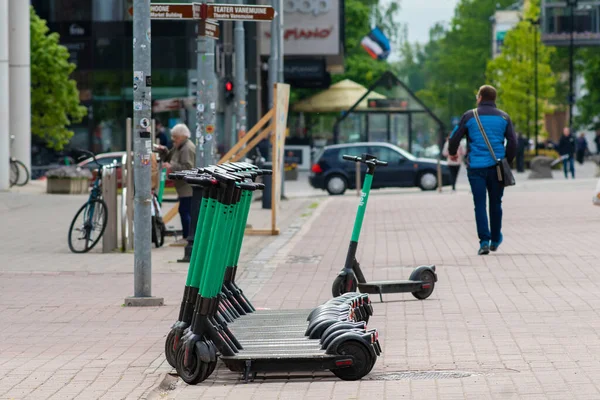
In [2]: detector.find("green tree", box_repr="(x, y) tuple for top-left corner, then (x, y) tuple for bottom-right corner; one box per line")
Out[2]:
(409, 0), (515, 127)
(575, 48), (600, 130)
(30, 6), (87, 150)
(486, 0), (556, 136)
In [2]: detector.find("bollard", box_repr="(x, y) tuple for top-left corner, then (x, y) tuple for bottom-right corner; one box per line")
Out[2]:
(102, 163), (118, 253)
(261, 161), (273, 209)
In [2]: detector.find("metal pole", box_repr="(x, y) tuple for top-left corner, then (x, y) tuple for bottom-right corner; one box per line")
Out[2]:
(126, 0), (163, 307)
(568, 0), (576, 132)
(534, 22), (539, 156)
(197, 6), (218, 167)
(267, 0), (278, 109)
(0, 0), (9, 191)
(234, 1), (247, 141)
(277, 0), (284, 84)
(8, 0), (31, 173)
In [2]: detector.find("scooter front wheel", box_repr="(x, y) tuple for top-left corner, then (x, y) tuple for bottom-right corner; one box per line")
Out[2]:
(332, 275), (357, 297)
(175, 343), (210, 385)
(165, 329), (178, 368)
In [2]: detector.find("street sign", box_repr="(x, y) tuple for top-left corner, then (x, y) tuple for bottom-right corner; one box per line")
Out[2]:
(199, 20), (220, 39)
(201, 3), (275, 21)
(150, 3), (195, 20)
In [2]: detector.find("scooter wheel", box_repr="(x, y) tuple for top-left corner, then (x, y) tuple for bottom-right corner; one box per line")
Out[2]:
(332, 340), (373, 381)
(175, 343), (209, 385)
(165, 329), (178, 368)
(332, 275), (357, 297)
(412, 270), (436, 300)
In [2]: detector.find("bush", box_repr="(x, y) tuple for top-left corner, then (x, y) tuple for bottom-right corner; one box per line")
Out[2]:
(514, 149), (562, 170)
(45, 166), (92, 180)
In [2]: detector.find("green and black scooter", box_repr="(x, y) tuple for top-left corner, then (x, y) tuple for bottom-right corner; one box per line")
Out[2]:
(332, 153), (438, 302)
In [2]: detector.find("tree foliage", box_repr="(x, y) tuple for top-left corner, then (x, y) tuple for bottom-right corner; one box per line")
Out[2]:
(486, 0), (556, 136)
(391, 0), (515, 128)
(30, 6), (87, 150)
(290, 0), (402, 103)
(576, 49), (600, 130)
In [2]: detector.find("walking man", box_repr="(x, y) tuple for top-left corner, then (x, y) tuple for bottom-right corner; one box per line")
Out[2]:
(448, 85), (517, 255)
(558, 127), (576, 179)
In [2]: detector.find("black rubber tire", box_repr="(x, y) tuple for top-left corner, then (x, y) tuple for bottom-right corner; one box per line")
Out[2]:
(9, 161), (18, 187)
(68, 199), (108, 254)
(331, 340), (373, 381)
(326, 174), (348, 196)
(13, 160), (29, 186)
(411, 270), (436, 300)
(418, 171), (437, 191)
(332, 275), (357, 297)
(175, 343), (209, 385)
(165, 330), (178, 368)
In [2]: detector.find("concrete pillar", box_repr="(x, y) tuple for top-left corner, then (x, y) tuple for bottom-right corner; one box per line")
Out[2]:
(9, 0), (31, 173)
(0, 0), (9, 191)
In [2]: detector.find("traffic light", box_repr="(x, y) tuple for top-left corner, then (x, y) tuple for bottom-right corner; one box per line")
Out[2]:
(224, 78), (234, 104)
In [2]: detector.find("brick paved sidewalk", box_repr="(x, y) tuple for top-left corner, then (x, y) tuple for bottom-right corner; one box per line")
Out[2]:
(0, 189), (321, 400)
(2, 177), (600, 399)
(166, 177), (600, 400)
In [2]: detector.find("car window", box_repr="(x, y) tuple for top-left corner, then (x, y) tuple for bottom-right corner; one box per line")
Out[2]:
(98, 157), (121, 166)
(368, 146), (403, 164)
(338, 146), (368, 161)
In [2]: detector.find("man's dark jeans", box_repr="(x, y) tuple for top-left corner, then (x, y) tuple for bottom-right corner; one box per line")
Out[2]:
(563, 155), (575, 178)
(178, 196), (192, 239)
(467, 166), (504, 244)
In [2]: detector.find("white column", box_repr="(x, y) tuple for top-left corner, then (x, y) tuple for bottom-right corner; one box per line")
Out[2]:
(9, 0), (31, 173)
(0, 0), (9, 191)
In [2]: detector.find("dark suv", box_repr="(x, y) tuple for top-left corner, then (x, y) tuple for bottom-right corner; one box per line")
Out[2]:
(309, 142), (452, 195)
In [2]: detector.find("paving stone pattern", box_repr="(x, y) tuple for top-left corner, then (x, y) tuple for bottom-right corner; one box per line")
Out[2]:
(2, 176), (600, 399)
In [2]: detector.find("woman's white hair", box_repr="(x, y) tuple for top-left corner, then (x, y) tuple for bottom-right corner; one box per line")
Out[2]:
(170, 123), (191, 138)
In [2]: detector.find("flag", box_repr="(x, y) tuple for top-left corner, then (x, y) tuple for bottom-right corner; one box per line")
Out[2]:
(361, 27), (391, 61)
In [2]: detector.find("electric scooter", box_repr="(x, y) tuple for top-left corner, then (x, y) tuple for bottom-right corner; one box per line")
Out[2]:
(332, 153), (438, 302)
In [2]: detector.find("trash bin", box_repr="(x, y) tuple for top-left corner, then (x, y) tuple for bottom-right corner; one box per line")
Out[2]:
(260, 161), (272, 209)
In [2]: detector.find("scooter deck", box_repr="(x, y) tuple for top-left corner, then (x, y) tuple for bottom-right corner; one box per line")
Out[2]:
(358, 280), (423, 294)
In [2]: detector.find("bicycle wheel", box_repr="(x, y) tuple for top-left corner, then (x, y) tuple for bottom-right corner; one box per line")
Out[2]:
(68, 199), (108, 253)
(14, 160), (29, 186)
(9, 161), (19, 187)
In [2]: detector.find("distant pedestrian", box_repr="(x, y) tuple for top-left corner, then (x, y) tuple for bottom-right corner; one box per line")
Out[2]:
(558, 127), (576, 179)
(576, 133), (588, 165)
(594, 130), (600, 155)
(442, 135), (465, 191)
(156, 123), (196, 242)
(516, 133), (528, 172)
(156, 121), (171, 149)
(448, 85), (517, 256)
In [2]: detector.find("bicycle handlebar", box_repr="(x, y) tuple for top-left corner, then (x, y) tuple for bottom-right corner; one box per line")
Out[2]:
(342, 154), (388, 167)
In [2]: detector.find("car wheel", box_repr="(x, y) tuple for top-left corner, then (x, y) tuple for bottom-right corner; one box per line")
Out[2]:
(326, 175), (347, 195)
(418, 171), (437, 191)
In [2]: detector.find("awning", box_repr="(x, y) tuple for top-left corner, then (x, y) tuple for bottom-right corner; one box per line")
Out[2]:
(292, 79), (386, 113)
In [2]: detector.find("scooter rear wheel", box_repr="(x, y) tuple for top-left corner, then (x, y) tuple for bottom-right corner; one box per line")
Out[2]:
(411, 270), (435, 300)
(331, 340), (373, 381)
(332, 275), (357, 297)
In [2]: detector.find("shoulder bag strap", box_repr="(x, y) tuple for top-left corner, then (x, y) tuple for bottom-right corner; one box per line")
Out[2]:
(473, 108), (503, 181)
(472, 108), (497, 160)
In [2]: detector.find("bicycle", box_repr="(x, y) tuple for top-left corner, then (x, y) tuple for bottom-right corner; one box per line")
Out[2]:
(9, 136), (30, 187)
(67, 150), (109, 253)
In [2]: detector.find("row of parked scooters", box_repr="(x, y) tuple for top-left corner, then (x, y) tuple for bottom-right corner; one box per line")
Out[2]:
(164, 162), (382, 384)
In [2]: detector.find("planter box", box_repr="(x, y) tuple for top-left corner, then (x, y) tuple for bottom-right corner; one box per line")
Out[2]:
(284, 169), (298, 181)
(47, 178), (89, 194)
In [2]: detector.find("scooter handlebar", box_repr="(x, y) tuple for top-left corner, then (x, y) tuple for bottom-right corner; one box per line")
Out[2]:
(183, 176), (218, 186)
(342, 155), (361, 162)
(342, 155), (388, 167)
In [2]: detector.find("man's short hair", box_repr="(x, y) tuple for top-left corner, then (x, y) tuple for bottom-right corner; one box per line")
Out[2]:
(477, 85), (497, 102)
